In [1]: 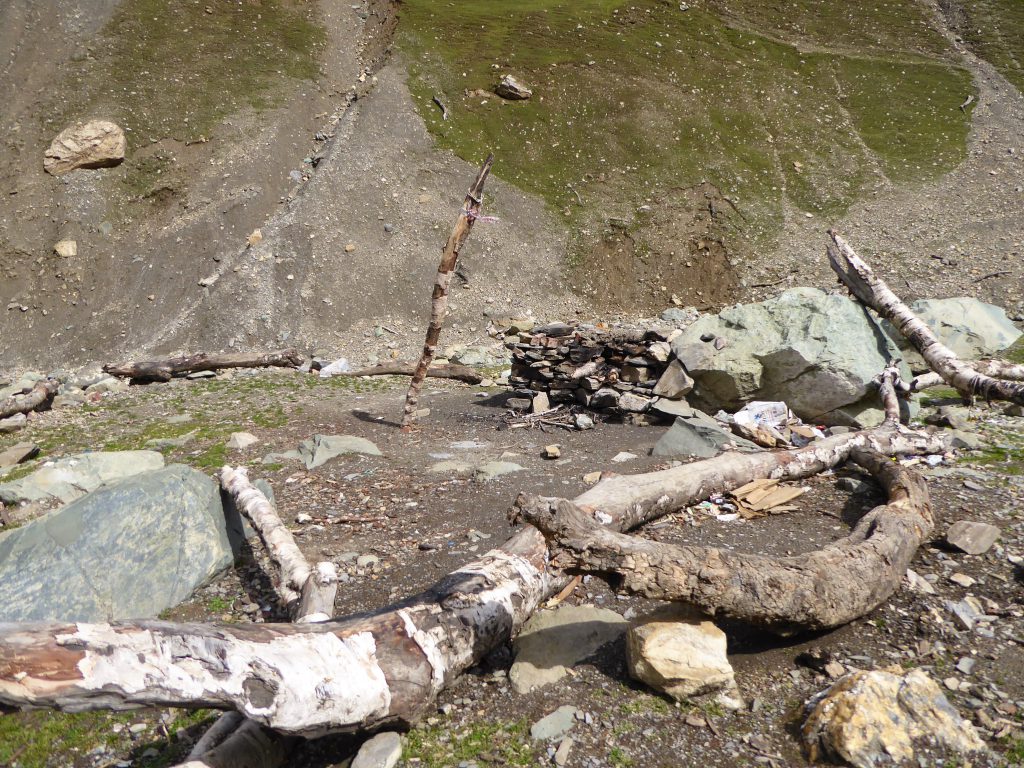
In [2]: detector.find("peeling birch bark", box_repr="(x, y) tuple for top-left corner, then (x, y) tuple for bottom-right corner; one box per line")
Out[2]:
(402, 155), (493, 430)
(519, 448), (931, 633)
(0, 379), (59, 419)
(911, 359), (1024, 392)
(828, 232), (1024, 405)
(220, 466), (339, 616)
(103, 349), (304, 383)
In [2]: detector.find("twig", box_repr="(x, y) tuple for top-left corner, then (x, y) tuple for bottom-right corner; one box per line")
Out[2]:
(959, 94), (974, 113)
(973, 270), (1011, 283)
(432, 95), (449, 120)
(567, 183), (583, 206)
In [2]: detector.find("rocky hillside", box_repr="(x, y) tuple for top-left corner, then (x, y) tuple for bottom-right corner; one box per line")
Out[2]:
(0, 0), (1021, 371)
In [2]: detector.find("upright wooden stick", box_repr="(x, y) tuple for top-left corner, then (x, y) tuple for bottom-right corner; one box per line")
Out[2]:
(402, 155), (494, 431)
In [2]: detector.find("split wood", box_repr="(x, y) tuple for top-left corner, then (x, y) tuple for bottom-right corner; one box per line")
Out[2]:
(104, 349), (304, 383)
(828, 231), (1024, 405)
(0, 379), (58, 419)
(402, 155), (493, 430)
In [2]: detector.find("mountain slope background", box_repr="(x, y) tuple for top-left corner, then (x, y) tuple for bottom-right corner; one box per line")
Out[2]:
(0, 0), (1021, 371)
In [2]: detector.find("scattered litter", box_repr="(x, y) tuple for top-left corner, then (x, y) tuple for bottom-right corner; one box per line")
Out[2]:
(731, 401), (824, 448)
(318, 358), (352, 378)
(728, 477), (808, 517)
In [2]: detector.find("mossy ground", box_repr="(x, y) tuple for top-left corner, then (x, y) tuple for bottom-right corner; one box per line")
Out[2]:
(956, 0), (1024, 93)
(398, 0), (974, 274)
(45, 0), (325, 198)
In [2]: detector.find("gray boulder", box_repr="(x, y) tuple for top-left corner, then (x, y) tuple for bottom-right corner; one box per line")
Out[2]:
(0, 450), (165, 505)
(672, 288), (907, 426)
(0, 465), (244, 622)
(887, 298), (1022, 372)
(652, 413), (761, 458)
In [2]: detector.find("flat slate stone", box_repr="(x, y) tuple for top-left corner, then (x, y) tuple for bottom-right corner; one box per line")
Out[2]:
(651, 416), (760, 458)
(0, 464), (246, 622)
(351, 731), (402, 768)
(510, 605), (627, 693)
(0, 450), (165, 505)
(946, 520), (1000, 555)
(530, 706), (580, 742)
(299, 434), (382, 469)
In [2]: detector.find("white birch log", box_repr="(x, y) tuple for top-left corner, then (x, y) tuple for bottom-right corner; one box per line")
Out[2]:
(827, 232), (1024, 405)
(911, 358), (1024, 391)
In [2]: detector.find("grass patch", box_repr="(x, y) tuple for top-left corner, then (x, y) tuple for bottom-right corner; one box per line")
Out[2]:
(956, 0), (1024, 93)
(404, 718), (535, 767)
(1003, 336), (1024, 364)
(398, 0), (972, 259)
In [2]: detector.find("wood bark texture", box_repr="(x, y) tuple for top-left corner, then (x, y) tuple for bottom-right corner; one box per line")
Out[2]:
(828, 232), (1024, 404)
(104, 349), (303, 383)
(339, 362), (484, 385)
(402, 155), (494, 430)
(520, 448), (931, 633)
(0, 379), (59, 419)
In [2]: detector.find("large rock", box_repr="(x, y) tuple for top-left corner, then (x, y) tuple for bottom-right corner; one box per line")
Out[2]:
(651, 411), (761, 458)
(510, 605), (627, 693)
(887, 298), (1022, 371)
(44, 120), (127, 175)
(803, 667), (985, 768)
(626, 605), (736, 700)
(672, 288), (907, 426)
(0, 465), (245, 622)
(0, 450), (165, 505)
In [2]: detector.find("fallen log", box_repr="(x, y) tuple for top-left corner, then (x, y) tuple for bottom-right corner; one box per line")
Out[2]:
(103, 349), (304, 383)
(0, 379), (59, 419)
(910, 359), (1024, 392)
(220, 467), (338, 622)
(402, 155), (493, 430)
(0, 373), (945, 733)
(828, 232), (1024, 405)
(519, 447), (931, 633)
(337, 362), (485, 385)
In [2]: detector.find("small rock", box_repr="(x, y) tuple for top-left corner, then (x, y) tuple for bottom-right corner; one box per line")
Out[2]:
(553, 736), (573, 766)
(44, 120), (126, 175)
(247, 229), (263, 247)
(803, 668), (985, 767)
(925, 405), (970, 430)
(356, 554), (380, 569)
(495, 74), (533, 100)
(905, 569), (935, 595)
(295, 513), (313, 524)
(54, 239), (78, 258)
(227, 432), (259, 450)
(573, 413), (595, 430)
(351, 731), (402, 768)
(626, 604), (736, 700)
(345, 243), (356, 253)
(611, 451), (637, 463)
(531, 392), (551, 413)
(949, 573), (976, 588)
(836, 476), (872, 494)
(652, 359), (694, 400)
(948, 430), (983, 450)
(582, 471), (602, 484)
(543, 444), (561, 459)
(0, 443), (38, 469)
(618, 392), (650, 413)
(946, 521), (1000, 555)
(530, 706), (578, 742)
(0, 413), (27, 433)
(956, 657), (976, 676)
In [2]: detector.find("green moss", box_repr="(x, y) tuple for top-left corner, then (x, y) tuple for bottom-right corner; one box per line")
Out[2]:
(404, 718), (535, 767)
(398, 0), (972, 260)
(957, 0), (1024, 93)
(1004, 336), (1024, 364)
(609, 745), (635, 767)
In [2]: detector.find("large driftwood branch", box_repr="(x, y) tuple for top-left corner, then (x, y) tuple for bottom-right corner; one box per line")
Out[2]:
(104, 349), (304, 383)
(0, 379), (59, 419)
(828, 232), (1024, 405)
(402, 155), (494, 430)
(220, 466), (337, 620)
(519, 448), (930, 633)
(338, 362), (485, 385)
(0, 377), (945, 733)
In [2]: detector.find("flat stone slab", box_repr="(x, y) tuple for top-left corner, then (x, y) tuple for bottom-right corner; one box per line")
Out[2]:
(0, 464), (244, 622)
(0, 442), (38, 469)
(652, 415), (761, 458)
(473, 460), (524, 482)
(0, 450), (165, 505)
(946, 520), (1000, 555)
(530, 706), (580, 742)
(510, 605), (627, 693)
(299, 434), (382, 469)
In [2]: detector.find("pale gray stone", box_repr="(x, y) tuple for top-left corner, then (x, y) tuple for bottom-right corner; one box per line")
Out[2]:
(299, 434), (382, 469)
(227, 432), (259, 450)
(473, 461), (524, 482)
(0, 443), (37, 469)
(946, 521), (1000, 555)
(530, 706), (579, 742)
(652, 415), (760, 458)
(510, 605), (627, 693)
(0, 413), (27, 433)
(352, 732), (402, 768)
(653, 359), (694, 399)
